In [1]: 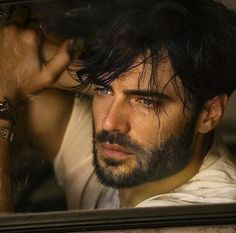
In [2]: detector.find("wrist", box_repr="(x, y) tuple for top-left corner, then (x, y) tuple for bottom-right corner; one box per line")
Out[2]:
(0, 119), (14, 142)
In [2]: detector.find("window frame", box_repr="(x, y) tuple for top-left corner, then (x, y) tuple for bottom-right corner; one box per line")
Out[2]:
(0, 203), (236, 232)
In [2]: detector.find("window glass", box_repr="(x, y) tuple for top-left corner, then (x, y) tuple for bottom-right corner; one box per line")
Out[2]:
(0, 0), (235, 220)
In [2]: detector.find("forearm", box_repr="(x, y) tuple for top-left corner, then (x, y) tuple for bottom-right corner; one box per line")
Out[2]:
(0, 7), (72, 213)
(0, 120), (13, 213)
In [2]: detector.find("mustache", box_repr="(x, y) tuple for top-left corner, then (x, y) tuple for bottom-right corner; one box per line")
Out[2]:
(95, 130), (147, 156)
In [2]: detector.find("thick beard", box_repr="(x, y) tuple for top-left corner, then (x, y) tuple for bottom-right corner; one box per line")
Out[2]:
(92, 122), (195, 189)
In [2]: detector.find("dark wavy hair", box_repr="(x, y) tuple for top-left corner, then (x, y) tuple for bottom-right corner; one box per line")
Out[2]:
(72, 0), (236, 112)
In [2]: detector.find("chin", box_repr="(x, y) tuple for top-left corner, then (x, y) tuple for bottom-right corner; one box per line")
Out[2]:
(93, 155), (148, 189)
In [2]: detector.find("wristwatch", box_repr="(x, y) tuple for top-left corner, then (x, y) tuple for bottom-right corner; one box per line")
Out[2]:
(0, 126), (14, 142)
(0, 98), (17, 126)
(0, 98), (17, 142)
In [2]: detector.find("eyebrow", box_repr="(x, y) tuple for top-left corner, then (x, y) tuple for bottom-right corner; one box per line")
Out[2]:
(123, 89), (171, 100)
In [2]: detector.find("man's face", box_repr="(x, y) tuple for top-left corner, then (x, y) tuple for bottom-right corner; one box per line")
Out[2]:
(92, 59), (197, 188)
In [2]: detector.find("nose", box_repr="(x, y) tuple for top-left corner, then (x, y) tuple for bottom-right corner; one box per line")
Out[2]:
(102, 100), (131, 134)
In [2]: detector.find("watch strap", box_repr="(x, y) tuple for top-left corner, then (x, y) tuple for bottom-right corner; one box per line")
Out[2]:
(0, 98), (17, 125)
(0, 126), (14, 142)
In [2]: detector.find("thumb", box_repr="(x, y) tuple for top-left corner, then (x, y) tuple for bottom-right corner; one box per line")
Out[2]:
(38, 40), (73, 88)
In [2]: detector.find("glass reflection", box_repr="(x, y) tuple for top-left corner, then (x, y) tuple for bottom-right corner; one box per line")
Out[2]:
(0, 0), (234, 213)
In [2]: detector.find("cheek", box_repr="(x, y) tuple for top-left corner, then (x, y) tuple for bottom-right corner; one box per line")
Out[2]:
(132, 104), (189, 148)
(157, 105), (190, 139)
(92, 97), (111, 132)
(92, 98), (102, 131)
(131, 114), (160, 147)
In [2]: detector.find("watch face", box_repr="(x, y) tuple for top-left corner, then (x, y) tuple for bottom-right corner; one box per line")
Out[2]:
(0, 98), (17, 124)
(0, 126), (12, 141)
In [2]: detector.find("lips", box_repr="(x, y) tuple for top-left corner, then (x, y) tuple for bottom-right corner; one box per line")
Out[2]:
(99, 142), (132, 160)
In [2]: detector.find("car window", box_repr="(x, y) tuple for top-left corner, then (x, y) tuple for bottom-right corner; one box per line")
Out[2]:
(0, 0), (235, 232)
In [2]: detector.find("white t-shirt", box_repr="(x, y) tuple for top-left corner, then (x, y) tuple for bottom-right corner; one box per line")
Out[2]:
(54, 97), (236, 210)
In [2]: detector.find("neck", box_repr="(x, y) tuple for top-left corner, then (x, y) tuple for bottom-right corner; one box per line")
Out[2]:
(118, 132), (213, 208)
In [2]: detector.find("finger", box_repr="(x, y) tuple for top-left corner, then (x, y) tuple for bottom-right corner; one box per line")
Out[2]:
(26, 18), (44, 39)
(7, 6), (29, 27)
(39, 40), (73, 87)
(51, 69), (81, 90)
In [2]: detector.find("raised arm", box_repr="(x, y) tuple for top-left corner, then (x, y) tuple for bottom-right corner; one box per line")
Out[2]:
(0, 8), (72, 212)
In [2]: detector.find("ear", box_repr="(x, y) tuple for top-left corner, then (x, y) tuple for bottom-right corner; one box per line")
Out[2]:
(196, 95), (228, 134)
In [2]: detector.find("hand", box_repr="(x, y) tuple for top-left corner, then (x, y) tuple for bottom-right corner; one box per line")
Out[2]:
(42, 39), (81, 90)
(0, 7), (72, 101)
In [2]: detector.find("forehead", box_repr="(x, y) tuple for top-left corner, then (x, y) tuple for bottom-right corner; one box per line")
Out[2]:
(113, 57), (184, 97)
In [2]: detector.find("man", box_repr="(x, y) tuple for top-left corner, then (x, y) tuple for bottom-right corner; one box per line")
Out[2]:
(0, 0), (236, 212)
